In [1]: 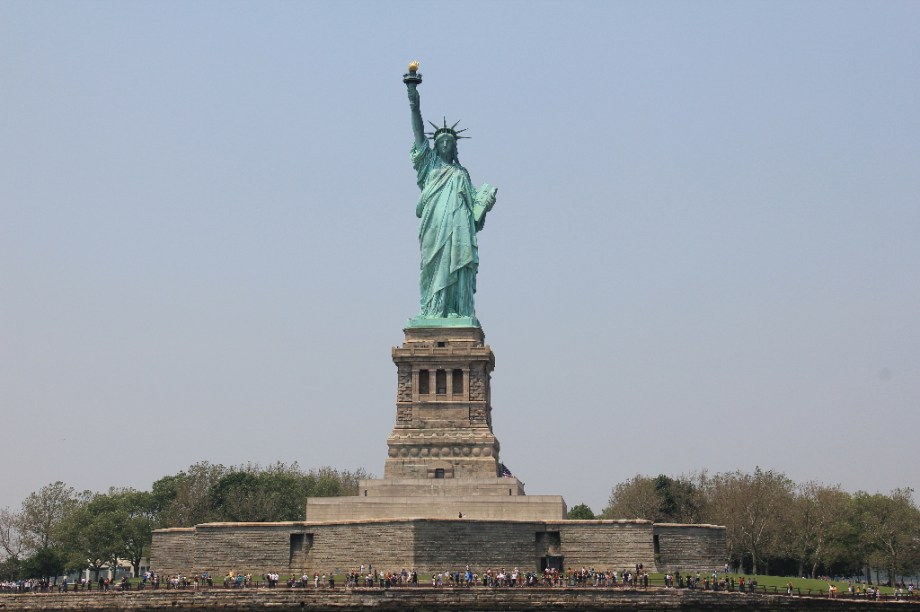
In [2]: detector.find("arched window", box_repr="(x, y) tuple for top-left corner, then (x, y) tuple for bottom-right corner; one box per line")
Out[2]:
(434, 468), (445, 479)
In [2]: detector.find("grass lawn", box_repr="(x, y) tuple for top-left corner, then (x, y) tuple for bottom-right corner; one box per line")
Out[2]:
(647, 572), (900, 597)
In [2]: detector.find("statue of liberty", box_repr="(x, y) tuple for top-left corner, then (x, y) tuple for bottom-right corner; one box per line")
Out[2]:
(404, 62), (497, 327)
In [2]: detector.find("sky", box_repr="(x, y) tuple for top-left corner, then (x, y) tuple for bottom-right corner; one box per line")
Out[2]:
(1, 1), (918, 517)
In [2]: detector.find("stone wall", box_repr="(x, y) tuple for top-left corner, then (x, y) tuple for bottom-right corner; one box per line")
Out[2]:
(653, 523), (726, 572)
(192, 523), (301, 576)
(304, 521), (415, 574)
(413, 519), (544, 570)
(153, 518), (725, 577)
(150, 528), (195, 575)
(305, 494), (565, 522)
(556, 520), (657, 569)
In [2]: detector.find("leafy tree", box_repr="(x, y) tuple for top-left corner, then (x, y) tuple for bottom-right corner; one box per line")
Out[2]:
(851, 489), (920, 585)
(151, 461), (228, 527)
(787, 482), (853, 578)
(0, 555), (22, 581)
(56, 493), (124, 581)
(653, 474), (704, 523)
(602, 474), (704, 523)
(152, 461), (371, 526)
(209, 463), (370, 522)
(602, 475), (661, 520)
(7, 462), (373, 579)
(20, 546), (66, 580)
(110, 489), (155, 576)
(567, 504), (595, 520)
(0, 507), (27, 562)
(210, 470), (266, 522)
(18, 482), (79, 552)
(703, 467), (794, 575)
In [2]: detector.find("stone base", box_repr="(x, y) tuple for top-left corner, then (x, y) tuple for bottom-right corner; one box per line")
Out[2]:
(152, 518), (727, 577)
(360, 477), (526, 497)
(305, 494), (565, 521)
(306, 476), (559, 521)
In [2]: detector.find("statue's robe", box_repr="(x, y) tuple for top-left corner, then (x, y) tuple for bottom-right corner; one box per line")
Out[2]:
(411, 141), (494, 319)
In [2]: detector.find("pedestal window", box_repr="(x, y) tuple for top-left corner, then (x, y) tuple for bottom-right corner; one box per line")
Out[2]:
(452, 369), (464, 395)
(436, 369), (447, 394)
(418, 370), (429, 395)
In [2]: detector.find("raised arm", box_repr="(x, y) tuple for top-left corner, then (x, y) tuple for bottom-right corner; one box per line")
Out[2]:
(407, 83), (426, 148)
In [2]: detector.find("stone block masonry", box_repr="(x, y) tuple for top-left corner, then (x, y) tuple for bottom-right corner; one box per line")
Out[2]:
(152, 518), (724, 576)
(651, 523), (727, 572)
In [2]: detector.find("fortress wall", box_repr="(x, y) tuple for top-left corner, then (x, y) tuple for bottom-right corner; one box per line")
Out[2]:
(151, 519), (726, 578)
(556, 521), (657, 570)
(304, 521), (416, 574)
(413, 519), (544, 572)
(150, 528), (196, 576)
(653, 524), (726, 572)
(192, 523), (302, 576)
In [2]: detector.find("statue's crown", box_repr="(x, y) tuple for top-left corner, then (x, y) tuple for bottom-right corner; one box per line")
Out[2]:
(426, 117), (470, 142)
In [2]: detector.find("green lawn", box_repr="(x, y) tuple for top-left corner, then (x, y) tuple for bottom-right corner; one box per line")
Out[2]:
(648, 572), (901, 597)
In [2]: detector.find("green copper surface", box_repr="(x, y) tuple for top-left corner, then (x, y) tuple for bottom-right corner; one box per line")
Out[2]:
(406, 315), (480, 329)
(405, 68), (496, 328)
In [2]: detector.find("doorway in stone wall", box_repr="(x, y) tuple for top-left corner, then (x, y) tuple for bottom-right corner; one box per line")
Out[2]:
(540, 555), (564, 572)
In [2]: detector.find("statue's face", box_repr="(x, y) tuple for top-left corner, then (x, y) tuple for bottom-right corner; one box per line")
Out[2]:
(436, 136), (457, 161)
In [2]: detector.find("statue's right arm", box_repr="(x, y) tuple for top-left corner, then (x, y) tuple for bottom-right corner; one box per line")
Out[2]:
(408, 85), (426, 148)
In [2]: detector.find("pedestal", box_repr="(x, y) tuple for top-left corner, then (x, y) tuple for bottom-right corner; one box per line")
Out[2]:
(305, 325), (566, 521)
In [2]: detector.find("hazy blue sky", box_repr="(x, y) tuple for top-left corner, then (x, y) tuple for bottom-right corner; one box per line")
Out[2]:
(2, 1), (918, 516)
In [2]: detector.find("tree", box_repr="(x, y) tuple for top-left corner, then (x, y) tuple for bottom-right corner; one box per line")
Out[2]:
(652, 474), (704, 523)
(0, 554), (22, 581)
(209, 470), (268, 522)
(54, 488), (158, 580)
(602, 474), (704, 523)
(152, 461), (372, 526)
(602, 475), (661, 520)
(851, 489), (920, 584)
(20, 546), (67, 581)
(56, 493), (124, 581)
(151, 461), (228, 527)
(209, 463), (371, 522)
(18, 482), (79, 552)
(567, 504), (595, 520)
(116, 490), (155, 577)
(0, 507), (27, 562)
(787, 483), (853, 578)
(703, 468), (794, 575)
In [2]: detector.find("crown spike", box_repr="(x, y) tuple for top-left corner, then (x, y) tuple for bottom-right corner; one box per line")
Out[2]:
(425, 117), (470, 141)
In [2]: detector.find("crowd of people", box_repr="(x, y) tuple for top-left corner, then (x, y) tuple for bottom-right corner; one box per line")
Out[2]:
(2, 566), (916, 600)
(195, 565), (657, 590)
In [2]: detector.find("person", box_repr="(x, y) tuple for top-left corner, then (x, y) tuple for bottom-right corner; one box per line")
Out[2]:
(406, 78), (497, 322)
